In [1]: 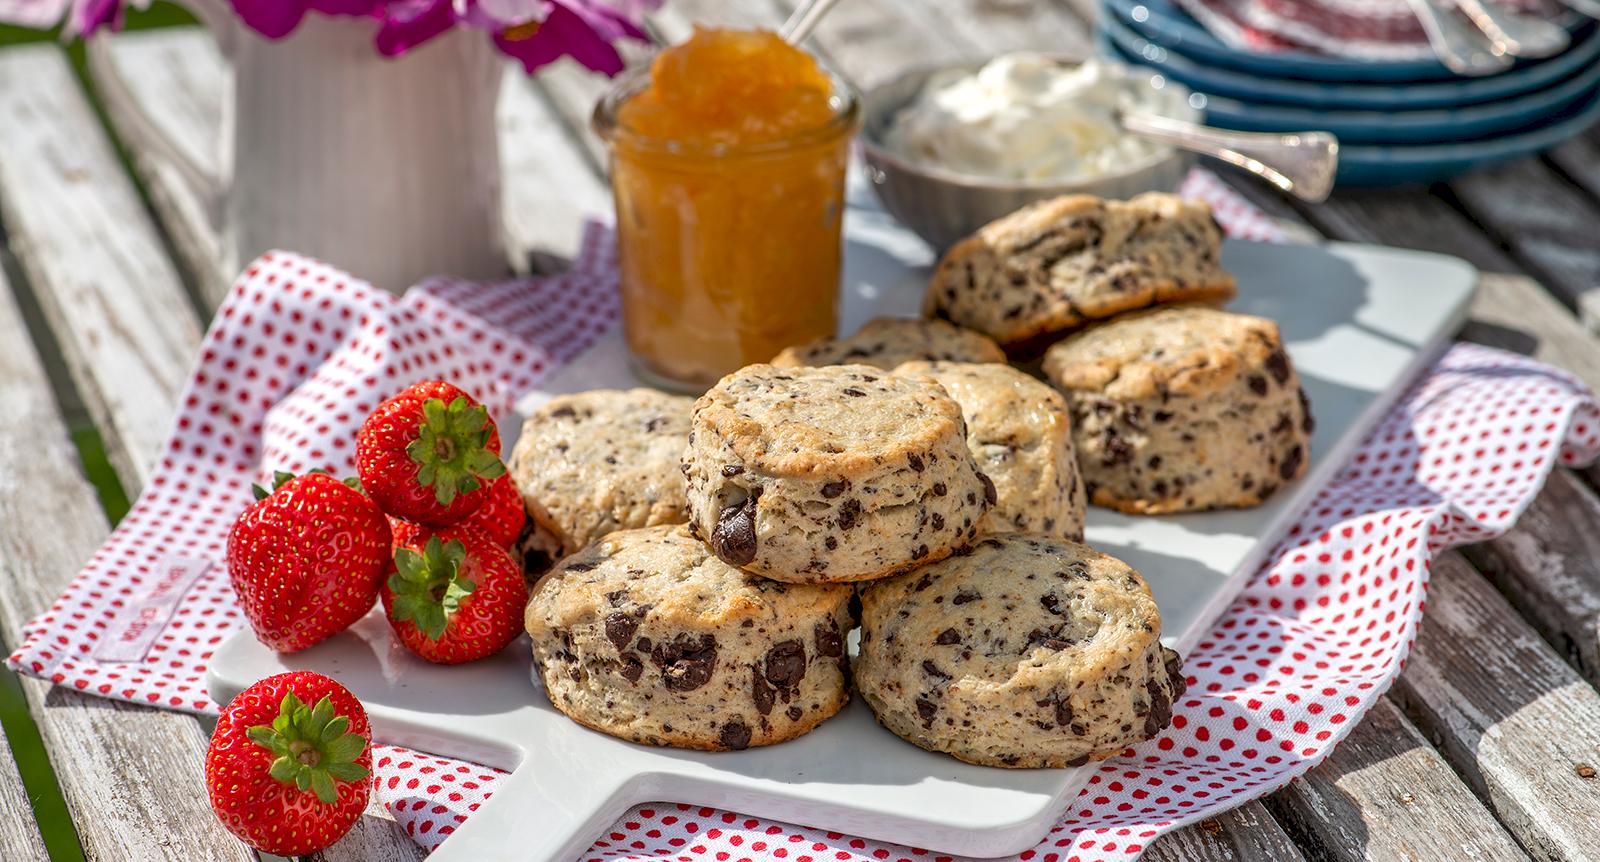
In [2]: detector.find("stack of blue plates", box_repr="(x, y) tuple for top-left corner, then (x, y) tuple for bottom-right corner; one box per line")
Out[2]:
(1100, 0), (1600, 185)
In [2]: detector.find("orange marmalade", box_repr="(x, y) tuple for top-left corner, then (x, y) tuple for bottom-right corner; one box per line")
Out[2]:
(594, 27), (860, 389)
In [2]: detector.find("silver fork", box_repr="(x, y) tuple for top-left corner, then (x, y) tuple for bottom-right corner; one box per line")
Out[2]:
(1455, 0), (1572, 57)
(1404, 0), (1516, 75)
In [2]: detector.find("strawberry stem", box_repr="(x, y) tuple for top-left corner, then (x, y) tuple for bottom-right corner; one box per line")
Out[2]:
(388, 536), (477, 640)
(246, 692), (368, 805)
(404, 396), (505, 506)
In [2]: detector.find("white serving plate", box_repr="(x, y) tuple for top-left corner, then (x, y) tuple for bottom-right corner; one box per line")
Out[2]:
(209, 191), (1478, 862)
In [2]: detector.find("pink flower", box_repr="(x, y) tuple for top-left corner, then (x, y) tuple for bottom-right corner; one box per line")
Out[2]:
(492, 0), (650, 75)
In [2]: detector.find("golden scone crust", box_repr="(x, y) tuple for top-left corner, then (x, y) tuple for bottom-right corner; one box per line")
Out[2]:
(926, 192), (1236, 350)
(526, 525), (854, 751)
(856, 535), (1186, 768)
(772, 317), (1005, 370)
(1043, 306), (1314, 514)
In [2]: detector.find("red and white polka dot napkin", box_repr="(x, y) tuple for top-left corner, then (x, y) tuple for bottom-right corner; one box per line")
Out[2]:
(9, 169), (1599, 861)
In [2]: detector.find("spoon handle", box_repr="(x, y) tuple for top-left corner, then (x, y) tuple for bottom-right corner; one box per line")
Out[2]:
(1404, 0), (1516, 75)
(1455, 0), (1571, 57)
(1556, 0), (1600, 18)
(781, 0), (847, 45)
(1119, 112), (1339, 203)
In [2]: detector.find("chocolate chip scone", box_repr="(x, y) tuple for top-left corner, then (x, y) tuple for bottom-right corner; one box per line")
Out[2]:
(1042, 306), (1314, 514)
(771, 317), (1005, 370)
(855, 534), (1186, 768)
(925, 193), (1236, 351)
(508, 389), (694, 569)
(526, 525), (854, 751)
(893, 361), (1086, 541)
(683, 364), (993, 583)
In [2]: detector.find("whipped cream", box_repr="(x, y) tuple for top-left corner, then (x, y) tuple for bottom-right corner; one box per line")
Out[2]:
(884, 55), (1173, 182)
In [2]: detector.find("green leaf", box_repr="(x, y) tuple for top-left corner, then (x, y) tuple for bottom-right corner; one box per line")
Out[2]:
(272, 471), (296, 491)
(294, 769), (312, 792)
(246, 725), (282, 753)
(269, 756), (299, 784)
(310, 770), (338, 805)
(251, 484), (270, 501)
(320, 715), (350, 743)
(324, 734), (367, 763)
(309, 696), (335, 731)
(327, 762), (369, 782)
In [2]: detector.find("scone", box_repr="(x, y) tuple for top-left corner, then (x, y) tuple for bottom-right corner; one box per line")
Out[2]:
(683, 364), (993, 583)
(508, 390), (694, 568)
(1042, 306), (1314, 514)
(893, 361), (1086, 541)
(855, 534), (1186, 768)
(526, 525), (854, 750)
(771, 317), (1005, 370)
(925, 193), (1236, 351)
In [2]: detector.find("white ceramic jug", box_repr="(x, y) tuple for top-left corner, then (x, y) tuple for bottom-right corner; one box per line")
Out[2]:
(88, 6), (509, 292)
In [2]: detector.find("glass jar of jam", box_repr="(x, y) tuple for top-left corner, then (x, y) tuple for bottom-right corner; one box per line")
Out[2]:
(593, 28), (861, 390)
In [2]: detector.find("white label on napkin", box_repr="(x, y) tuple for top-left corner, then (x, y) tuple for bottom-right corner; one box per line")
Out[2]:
(94, 556), (212, 663)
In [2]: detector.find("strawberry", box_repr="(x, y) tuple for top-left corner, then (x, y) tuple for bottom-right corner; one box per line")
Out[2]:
(459, 472), (527, 550)
(356, 380), (505, 526)
(205, 671), (371, 856)
(227, 471), (390, 652)
(382, 525), (527, 664)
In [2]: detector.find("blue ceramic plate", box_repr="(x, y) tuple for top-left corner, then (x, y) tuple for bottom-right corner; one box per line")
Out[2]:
(1103, 14), (1600, 109)
(1102, 34), (1600, 144)
(1103, 0), (1589, 83)
(1334, 89), (1600, 185)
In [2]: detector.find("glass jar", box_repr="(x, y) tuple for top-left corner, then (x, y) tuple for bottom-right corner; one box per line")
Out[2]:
(593, 66), (861, 390)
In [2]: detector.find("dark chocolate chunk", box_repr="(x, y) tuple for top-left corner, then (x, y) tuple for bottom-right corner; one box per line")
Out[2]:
(751, 666), (774, 715)
(908, 453), (924, 472)
(814, 620), (844, 658)
(952, 590), (980, 605)
(931, 513), (945, 531)
(604, 589), (628, 606)
(650, 634), (718, 692)
(1247, 375), (1268, 396)
(619, 654), (643, 683)
(786, 706), (804, 721)
(721, 464), (744, 477)
(838, 498), (862, 531)
(764, 640), (807, 688)
(979, 472), (997, 507)
(915, 697), (939, 728)
(932, 482), (948, 497)
(1040, 594), (1062, 615)
(1264, 349), (1291, 385)
(934, 628), (961, 645)
(1054, 697), (1073, 728)
(1100, 430), (1133, 467)
(712, 492), (760, 565)
(1142, 678), (1173, 739)
(1279, 444), (1304, 480)
(549, 405), (576, 419)
(564, 561), (597, 573)
(1298, 388), (1316, 434)
(604, 612), (640, 651)
(922, 660), (950, 681)
(821, 481), (847, 498)
(1164, 648), (1187, 698)
(720, 720), (752, 750)
(842, 387), (867, 397)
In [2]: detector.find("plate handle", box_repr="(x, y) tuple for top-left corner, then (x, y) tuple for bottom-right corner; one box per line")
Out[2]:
(426, 764), (639, 862)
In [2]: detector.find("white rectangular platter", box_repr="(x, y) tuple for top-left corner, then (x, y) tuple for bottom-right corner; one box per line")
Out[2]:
(209, 199), (1478, 862)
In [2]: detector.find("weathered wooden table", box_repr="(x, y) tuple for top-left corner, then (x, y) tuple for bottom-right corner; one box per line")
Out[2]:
(2, 2), (1599, 860)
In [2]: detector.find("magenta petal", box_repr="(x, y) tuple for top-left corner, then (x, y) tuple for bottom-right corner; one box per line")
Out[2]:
(309, 0), (380, 15)
(496, 2), (625, 74)
(228, 0), (308, 39)
(375, 0), (456, 55)
(65, 0), (120, 35)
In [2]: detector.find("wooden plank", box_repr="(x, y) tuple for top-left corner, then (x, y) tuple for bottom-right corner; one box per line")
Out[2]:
(1464, 469), (1600, 684)
(0, 44), (204, 489)
(1263, 698), (1530, 862)
(1144, 801), (1307, 862)
(1448, 161), (1600, 325)
(100, 28), (612, 286)
(0, 258), (251, 862)
(93, 27), (231, 301)
(307, 814), (425, 862)
(1391, 551), (1600, 862)
(497, 73), (613, 272)
(0, 718), (49, 860)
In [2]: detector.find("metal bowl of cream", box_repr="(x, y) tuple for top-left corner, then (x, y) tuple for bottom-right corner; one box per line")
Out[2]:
(860, 54), (1201, 251)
